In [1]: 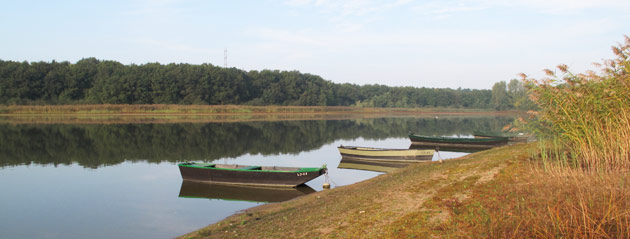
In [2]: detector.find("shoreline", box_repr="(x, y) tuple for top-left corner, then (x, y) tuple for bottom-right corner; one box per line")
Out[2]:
(0, 105), (522, 124)
(178, 143), (535, 238)
(0, 104), (512, 115)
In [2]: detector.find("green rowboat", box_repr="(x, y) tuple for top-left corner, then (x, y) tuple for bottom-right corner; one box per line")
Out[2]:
(408, 133), (508, 150)
(178, 162), (327, 187)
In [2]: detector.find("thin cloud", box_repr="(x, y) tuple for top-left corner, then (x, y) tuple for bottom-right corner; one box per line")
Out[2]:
(386, 0), (414, 8)
(283, 0), (408, 33)
(285, 0), (409, 16)
(284, 0), (313, 6)
(131, 38), (212, 54)
(123, 0), (186, 16)
(412, 0), (630, 17)
(412, 1), (490, 18)
(249, 28), (325, 46)
(506, 0), (630, 14)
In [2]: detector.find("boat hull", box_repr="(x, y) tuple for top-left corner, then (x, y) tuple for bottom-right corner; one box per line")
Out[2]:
(179, 163), (326, 187)
(337, 146), (434, 163)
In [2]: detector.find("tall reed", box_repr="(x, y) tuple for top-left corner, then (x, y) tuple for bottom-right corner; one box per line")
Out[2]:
(524, 35), (630, 172)
(512, 36), (630, 239)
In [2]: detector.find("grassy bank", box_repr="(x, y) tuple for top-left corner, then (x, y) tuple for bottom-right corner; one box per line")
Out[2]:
(0, 105), (513, 124)
(179, 142), (629, 238)
(0, 104), (496, 115)
(0, 112), (507, 125)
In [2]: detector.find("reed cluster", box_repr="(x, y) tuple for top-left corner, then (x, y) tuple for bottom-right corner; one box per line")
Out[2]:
(512, 36), (630, 238)
(524, 35), (630, 172)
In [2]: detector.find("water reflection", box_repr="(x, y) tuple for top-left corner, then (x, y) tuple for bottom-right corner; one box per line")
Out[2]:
(337, 157), (412, 173)
(178, 181), (316, 203)
(0, 116), (513, 168)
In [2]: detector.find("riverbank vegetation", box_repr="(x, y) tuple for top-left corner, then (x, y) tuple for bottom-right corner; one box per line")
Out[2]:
(515, 36), (630, 237)
(0, 59), (530, 110)
(525, 36), (630, 172)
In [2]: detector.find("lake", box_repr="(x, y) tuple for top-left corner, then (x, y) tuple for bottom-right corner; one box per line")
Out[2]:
(0, 115), (514, 239)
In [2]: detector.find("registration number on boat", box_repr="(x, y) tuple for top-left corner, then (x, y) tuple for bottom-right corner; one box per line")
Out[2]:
(297, 172), (308, 176)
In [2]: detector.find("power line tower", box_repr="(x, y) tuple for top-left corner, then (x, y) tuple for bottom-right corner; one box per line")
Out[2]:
(224, 48), (227, 68)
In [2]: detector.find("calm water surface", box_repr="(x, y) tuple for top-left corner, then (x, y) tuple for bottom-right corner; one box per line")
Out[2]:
(0, 116), (513, 239)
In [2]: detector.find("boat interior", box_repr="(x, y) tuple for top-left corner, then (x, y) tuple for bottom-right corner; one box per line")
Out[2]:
(341, 146), (409, 151)
(183, 162), (302, 171)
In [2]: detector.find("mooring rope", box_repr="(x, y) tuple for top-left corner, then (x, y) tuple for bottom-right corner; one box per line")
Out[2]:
(324, 170), (338, 187)
(436, 147), (444, 162)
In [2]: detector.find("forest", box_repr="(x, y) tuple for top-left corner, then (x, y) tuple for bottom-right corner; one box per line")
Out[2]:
(0, 58), (530, 110)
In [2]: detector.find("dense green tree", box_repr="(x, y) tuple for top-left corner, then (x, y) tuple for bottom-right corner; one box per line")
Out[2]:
(0, 58), (533, 110)
(491, 81), (510, 110)
(63, 58), (98, 102)
(507, 79), (534, 110)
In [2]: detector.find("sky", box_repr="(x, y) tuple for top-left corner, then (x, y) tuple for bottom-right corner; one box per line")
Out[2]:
(1, 0), (629, 89)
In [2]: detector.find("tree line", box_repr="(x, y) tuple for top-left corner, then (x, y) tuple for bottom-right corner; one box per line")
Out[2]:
(0, 58), (531, 109)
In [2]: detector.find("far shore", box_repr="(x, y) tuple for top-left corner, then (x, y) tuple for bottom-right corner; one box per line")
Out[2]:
(0, 104), (522, 124)
(0, 104), (512, 115)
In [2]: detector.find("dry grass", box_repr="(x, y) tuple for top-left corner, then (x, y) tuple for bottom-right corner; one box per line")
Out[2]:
(0, 104), (511, 124)
(526, 170), (630, 238)
(449, 153), (630, 238)
(0, 113), (418, 125)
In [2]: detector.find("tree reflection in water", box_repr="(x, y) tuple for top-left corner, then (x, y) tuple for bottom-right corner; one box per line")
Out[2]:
(0, 116), (513, 168)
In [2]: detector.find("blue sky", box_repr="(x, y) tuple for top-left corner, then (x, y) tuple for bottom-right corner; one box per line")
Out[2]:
(1, 0), (629, 89)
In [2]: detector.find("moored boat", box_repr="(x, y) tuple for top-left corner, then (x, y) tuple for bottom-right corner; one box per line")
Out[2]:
(178, 162), (326, 187)
(337, 145), (434, 163)
(408, 133), (508, 149)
